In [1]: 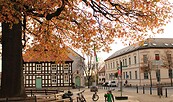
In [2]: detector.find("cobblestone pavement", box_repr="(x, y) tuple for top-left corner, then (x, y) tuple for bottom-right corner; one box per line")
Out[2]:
(68, 87), (173, 102)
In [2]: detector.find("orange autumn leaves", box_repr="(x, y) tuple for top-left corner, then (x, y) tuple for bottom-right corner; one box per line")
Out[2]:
(0, 0), (173, 62)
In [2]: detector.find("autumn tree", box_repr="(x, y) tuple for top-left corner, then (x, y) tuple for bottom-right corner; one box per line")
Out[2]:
(161, 49), (173, 86)
(140, 59), (153, 87)
(0, 0), (173, 98)
(78, 55), (95, 88)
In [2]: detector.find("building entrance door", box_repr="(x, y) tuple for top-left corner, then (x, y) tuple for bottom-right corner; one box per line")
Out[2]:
(36, 77), (42, 89)
(75, 76), (80, 87)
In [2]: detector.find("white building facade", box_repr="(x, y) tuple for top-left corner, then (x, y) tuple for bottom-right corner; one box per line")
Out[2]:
(105, 38), (173, 86)
(98, 66), (106, 84)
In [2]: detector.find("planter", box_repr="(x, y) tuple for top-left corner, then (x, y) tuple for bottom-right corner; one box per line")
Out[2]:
(115, 96), (128, 100)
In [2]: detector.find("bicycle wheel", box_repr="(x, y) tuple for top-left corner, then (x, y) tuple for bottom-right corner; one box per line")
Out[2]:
(92, 94), (99, 101)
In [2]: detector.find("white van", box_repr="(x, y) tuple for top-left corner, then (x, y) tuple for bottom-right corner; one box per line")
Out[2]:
(107, 80), (117, 87)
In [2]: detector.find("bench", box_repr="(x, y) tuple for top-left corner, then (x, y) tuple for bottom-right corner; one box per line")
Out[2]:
(36, 93), (70, 102)
(26, 89), (64, 96)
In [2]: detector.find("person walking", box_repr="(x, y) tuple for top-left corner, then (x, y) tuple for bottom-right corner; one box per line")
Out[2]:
(104, 90), (114, 102)
(124, 80), (128, 86)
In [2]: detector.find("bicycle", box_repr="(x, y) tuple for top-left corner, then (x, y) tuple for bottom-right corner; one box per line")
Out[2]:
(62, 90), (73, 102)
(76, 90), (86, 102)
(92, 91), (99, 101)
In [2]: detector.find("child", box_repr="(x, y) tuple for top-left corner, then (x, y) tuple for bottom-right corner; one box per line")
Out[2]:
(104, 90), (114, 102)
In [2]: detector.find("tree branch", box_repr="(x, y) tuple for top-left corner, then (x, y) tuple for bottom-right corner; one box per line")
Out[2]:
(46, 0), (66, 20)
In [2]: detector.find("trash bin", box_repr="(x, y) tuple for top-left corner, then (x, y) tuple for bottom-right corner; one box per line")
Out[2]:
(157, 86), (162, 96)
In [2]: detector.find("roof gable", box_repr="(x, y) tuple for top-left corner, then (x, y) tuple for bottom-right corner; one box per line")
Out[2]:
(23, 44), (73, 62)
(105, 38), (173, 61)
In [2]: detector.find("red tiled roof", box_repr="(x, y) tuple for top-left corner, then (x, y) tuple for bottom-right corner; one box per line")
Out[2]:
(23, 45), (73, 62)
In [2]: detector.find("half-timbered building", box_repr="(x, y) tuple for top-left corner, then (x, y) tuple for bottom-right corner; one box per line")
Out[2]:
(23, 58), (73, 88)
(22, 45), (85, 89)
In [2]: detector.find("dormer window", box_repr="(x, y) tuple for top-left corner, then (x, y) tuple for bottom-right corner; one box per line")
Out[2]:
(153, 43), (156, 46)
(143, 43), (148, 46)
(165, 43), (169, 46)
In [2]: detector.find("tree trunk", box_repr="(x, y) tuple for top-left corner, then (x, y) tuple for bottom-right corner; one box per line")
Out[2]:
(0, 22), (26, 97)
(88, 76), (90, 88)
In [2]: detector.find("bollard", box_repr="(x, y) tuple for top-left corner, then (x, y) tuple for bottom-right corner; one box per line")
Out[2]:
(31, 89), (33, 96)
(157, 86), (163, 96)
(56, 90), (59, 93)
(136, 85), (138, 93)
(150, 87), (152, 95)
(45, 89), (47, 95)
(35, 96), (37, 102)
(165, 88), (167, 98)
(143, 86), (145, 94)
(6, 98), (8, 102)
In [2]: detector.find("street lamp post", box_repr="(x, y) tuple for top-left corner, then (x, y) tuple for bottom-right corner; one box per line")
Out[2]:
(115, 61), (128, 100)
(120, 61), (123, 96)
(94, 62), (97, 86)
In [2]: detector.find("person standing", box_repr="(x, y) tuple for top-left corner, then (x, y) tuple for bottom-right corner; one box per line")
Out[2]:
(125, 80), (128, 86)
(104, 90), (114, 102)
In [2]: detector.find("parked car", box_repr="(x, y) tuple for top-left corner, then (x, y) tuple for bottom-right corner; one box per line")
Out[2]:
(102, 82), (108, 87)
(107, 80), (117, 87)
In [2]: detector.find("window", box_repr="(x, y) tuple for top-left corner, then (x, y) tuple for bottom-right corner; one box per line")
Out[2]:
(123, 72), (125, 79)
(113, 61), (115, 69)
(111, 73), (114, 80)
(129, 71), (132, 79)
(36, 64), (41, 71)
(156, 69), (160, 81)
(167, 54), (172, 66)
(63, 64), (69, 70)
(51, 64), (57, 70)
(64, 74), (69, 83)
(143, 55), (148, 64)
(108, 63), (110, 69)
(116, 61), (119, 68)
(135, 71), (138, 79)
(155, 54), (160, 60)
(134, 56), (137, 64)
(111, 62), (113, 69)
(126, 72), (128, 79)
(125, 59), (127, 66)
(123, 59), (125, 66)
(129, 57), (131, 65)
(109, 73), (111, 80)
(144, 71), (148, 79)
(169, 69), (173, 78)
(52, 75), (57, 83)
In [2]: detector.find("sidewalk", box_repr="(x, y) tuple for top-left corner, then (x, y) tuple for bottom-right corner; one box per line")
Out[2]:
(69, 88), (173, 102)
